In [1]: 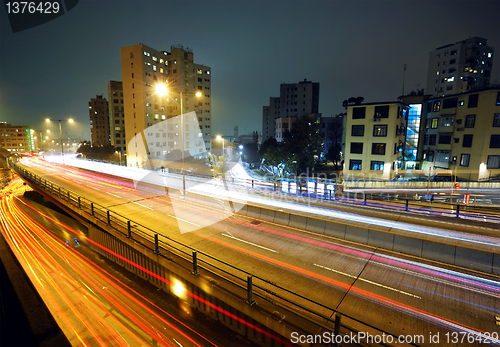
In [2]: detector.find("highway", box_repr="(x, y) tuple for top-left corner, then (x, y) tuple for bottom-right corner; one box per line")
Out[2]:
(0, 177), (247, 347)
(14, 158), (500, 346)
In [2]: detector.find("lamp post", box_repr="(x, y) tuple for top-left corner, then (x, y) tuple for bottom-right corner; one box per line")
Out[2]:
(155, 83), (202, 195)
(216, 135), (225, 156)
(46, 118), (73, 164)
(116, 151), (122, 165)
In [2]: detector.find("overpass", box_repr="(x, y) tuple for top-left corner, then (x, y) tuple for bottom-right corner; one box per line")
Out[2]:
(10, 158), (500, 346)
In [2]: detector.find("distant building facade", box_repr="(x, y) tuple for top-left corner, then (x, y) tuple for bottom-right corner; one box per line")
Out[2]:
(275, 117), (297, 143)
(319, 114), (345, 157)
(88, 95), (110, 147)
(0, 123), (36, 153)
(426, 37), (494, 98)
(107, 81), (126, 153)
(121, 43), (211, 168)
(421, 88), (500, 181)
(344, 102), (409, 180)
(262, 79), (319, 141)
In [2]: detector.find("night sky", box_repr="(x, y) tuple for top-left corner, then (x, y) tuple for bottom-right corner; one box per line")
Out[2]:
(1, 0), (499, 141)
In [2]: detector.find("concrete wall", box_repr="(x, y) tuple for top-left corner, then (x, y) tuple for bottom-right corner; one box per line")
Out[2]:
(237, 203), (500, 275)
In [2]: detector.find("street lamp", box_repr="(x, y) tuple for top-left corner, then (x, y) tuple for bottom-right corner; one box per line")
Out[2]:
(115, 150), (122, 166)
(216, 135), (225, 156)
(46, 118), (73, 164)
(155, 83), (202, 194)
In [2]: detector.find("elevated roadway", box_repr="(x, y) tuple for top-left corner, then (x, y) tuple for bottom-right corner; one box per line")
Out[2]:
(13, 158), (500, 346)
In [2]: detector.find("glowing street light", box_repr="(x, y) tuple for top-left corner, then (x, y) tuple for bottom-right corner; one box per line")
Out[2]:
(46, 118), (74, 163)
(155, 83), (202, 194)
(115, 150), (122, 166)
(216, 135), (225, 156)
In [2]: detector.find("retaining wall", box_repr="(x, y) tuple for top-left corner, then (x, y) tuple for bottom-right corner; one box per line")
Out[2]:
(233, 202), (500, 275)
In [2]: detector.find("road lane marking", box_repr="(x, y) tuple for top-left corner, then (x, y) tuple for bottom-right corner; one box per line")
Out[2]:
(106, 192), (122, 199)
(132, 201), (153, 210)
(165, 213), (200, 227)
(314, 263), (421, 299)
(221, 233), (278, 253)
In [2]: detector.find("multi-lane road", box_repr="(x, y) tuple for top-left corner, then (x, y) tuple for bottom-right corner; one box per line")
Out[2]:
(12, 158), (500, 346)
(0, 178), (249, 346)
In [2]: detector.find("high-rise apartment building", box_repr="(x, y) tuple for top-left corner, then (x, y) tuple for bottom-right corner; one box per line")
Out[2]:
(0, 123), (36, 153)
(107, 81), (126, 153)
(344, 101), (409, 180)
(262, 79), (319, 141)
(121, 43), (211, 168)
(88, 95), (110, 147)
(426, 37), (494, 97)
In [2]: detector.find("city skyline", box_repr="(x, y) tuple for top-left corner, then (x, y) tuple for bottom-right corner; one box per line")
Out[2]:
(1, 0), (499, 140)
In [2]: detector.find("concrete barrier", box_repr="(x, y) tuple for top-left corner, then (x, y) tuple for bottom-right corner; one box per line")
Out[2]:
(494, 254), (500, 276)
(455, 246), (494, 273)
(392, 234), (423, 258)
(246, 205), (262, 220)
(273, 210), (290, 226)
(344, 224), (369, 244)
(289, 214), (307, 230)
(324, 220), (346, 239)
(367, 229), (395, 249)
(259, 208), (276, 223)
(305, 217), (326, 235)
(422, 240), (456, 265)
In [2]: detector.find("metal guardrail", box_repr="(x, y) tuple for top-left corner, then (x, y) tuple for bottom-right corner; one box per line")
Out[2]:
(10, 159), (420, 347)
(339, 192), (500, 221)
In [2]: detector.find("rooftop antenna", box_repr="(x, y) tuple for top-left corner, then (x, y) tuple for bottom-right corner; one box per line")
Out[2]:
(402, 63), (407, 96)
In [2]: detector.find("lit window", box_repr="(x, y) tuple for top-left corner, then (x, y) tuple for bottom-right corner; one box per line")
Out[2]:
(153, 56), (157, 61)
(370, 160), (384, 171)
(371, 143), (386, 155)
(161, 115), (166, 120)
(349, 160), (362, 170)
(173, 60), (177, 64)
(155, 114), (159, 119)
(436, 71), (439, 75)
(441, 117), (453, 127)
(160, 68), (163, 73)
(373, 125), (387, 137)
(153, 65), (157, 71)
(488, 52), (492, 58)
(205, 70), (210, 74)
(144, 51), (148, 56)
(197, 69), (202, 74)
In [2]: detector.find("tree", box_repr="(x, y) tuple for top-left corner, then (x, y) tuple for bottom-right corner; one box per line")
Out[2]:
(208, 153), (227, 177)
(342, 96), (365, 108)
(259, 137), (281, 178)
(325, 143), (342, 167)
(282, 116), (324, 176)
(241, 142), (259, 164)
